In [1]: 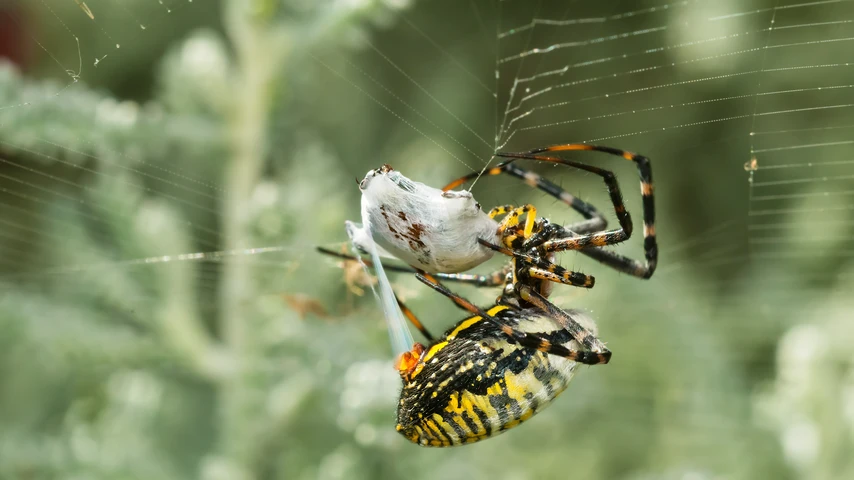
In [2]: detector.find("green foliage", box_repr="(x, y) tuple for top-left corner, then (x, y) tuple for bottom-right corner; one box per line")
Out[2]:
(0, 1), (852, 479)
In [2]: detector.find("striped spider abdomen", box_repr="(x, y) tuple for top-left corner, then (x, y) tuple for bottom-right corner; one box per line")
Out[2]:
(395, 304), (597, 447)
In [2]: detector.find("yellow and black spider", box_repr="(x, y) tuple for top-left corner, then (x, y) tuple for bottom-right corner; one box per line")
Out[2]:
(318, 143), (657, 446)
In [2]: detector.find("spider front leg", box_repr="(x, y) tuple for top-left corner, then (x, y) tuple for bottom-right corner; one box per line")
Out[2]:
(445, 144), (657, 279)
(498, 144), (658, 279)
(523, 219), (652, 280)
(443, 160), (608, 235)
(479, 239), (595, 289)
(553, 234), (654, 279)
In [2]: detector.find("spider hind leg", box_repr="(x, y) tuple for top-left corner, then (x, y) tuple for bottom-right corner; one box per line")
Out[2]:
(414, 273), (609, 365)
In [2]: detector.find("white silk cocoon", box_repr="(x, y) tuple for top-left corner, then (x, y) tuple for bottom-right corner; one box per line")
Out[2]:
(349, 167), (499, 274)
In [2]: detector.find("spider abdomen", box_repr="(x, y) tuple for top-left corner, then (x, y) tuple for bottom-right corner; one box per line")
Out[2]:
(396, 305), (585, 447)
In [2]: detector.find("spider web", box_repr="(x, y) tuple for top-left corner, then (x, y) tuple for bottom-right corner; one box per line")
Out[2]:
(4, 0), (851, 294)
(0, 0), (853, 477)
(493, 0), (854, 270)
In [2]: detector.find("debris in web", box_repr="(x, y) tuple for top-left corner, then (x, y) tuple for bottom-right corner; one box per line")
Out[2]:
(745, 156), (759, 172)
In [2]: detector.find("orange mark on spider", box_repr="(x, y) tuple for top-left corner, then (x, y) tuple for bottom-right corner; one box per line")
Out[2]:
(441, 178), (466, 191)
(644, 223), (656, 237)
(546, 144), (592, 152)
(641, 182), (654, 196)
(591, 236), (608, 246)
(396, 343), (426, 381)
(537, 339), (553, 352)
(74, 0), (95, 20)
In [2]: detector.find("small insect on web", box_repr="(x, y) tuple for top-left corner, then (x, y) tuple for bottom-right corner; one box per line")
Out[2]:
(318, 143), (658, 446)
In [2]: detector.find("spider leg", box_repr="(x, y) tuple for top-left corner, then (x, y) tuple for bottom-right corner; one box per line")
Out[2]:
(396, 297), (435, 342)
(496, 144), (657, 279)
(527, 266), (594, 289)
(552, 229), (654, 278)
(317, 246), (507, 287)
(414, 273), (608, 365)
(516, 283), (611, 364)
(478, 239), (595, 289)
(317, 247), (438, 341)
(450, 167), (615, 277)
(443, 160), (608, 235)
(442, 143), (656, 279)
(521, 219), (653, 278)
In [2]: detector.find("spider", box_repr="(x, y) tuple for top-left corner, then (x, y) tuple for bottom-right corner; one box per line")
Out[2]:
(318, 143), (658, 446)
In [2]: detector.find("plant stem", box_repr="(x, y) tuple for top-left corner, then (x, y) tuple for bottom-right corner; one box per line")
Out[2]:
(219, 0), (288, 475)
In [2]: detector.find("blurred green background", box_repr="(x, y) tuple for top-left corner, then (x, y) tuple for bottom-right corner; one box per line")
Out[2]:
(0, 1), (853, 479)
